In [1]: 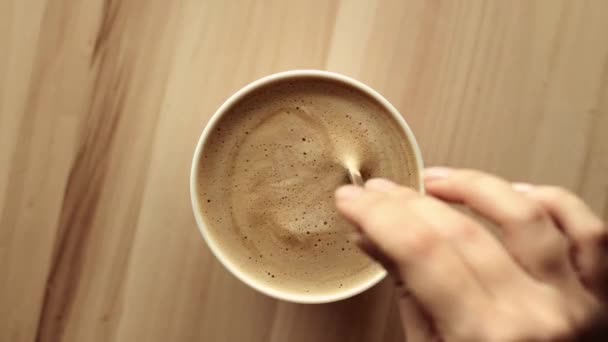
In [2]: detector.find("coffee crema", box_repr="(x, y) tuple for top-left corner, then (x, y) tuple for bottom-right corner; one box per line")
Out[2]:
(196, 77), (419, 296)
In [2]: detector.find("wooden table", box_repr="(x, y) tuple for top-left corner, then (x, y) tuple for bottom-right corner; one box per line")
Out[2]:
(2, 1), (607, 341)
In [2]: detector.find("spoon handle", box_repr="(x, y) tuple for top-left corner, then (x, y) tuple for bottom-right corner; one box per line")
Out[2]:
(347, 168), (364, 186)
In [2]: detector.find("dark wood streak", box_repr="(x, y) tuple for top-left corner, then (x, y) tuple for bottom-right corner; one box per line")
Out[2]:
(34, 2), (131, 340)
(32, 0), (181, 339)
(92, 0), (120, 65)
(34, 71), (128, 342)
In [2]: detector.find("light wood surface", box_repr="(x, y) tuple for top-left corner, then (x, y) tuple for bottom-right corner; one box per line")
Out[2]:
(1, 1), (607, 341)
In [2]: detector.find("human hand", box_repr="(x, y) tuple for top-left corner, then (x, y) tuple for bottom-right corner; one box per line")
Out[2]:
(335, 168), (607, 341)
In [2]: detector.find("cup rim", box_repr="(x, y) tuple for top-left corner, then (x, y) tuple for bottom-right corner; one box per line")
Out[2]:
(190, 69), (424, 303)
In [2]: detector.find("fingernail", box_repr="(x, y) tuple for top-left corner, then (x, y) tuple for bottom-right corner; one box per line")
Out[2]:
(335, 185), (364, 202)
(512, 182), (535, 193)
(424, 167), (452, 181)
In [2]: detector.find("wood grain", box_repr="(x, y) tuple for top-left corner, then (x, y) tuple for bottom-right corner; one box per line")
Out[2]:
(1, 1), (607, 341)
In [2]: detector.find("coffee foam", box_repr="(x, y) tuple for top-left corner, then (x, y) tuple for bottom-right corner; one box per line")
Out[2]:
(196, 78), (419, 296)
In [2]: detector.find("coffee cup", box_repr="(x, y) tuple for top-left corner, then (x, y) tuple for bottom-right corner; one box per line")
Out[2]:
(190, 70), (424, 303)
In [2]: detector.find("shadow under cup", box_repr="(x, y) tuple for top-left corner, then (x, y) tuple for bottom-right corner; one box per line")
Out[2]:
(190, 70), (424, 303)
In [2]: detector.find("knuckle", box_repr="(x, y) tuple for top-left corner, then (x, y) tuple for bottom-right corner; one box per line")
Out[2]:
(393, 187), (417, 200)
(489, 311), (572, 341)
(579, 222), (607, 246)
(480, 309), (528, 341)
(567, 298), (599, 328)
(488, 323), (569, 342)
(360, 206), (392, 229)
(508, 201), (546, 224)
(541, 315), (572, 340)
(402, 228), (440, 257)
(360, 200), (409, 230)
(479, 325), (522, 342)
(452, 327), (483, 341)
(538, 186), (572, 202)
(536, 186), (591, 213)
(528, 298), (574, 340)
(410, 195), (435, 208)
(450, 220), (479, 240)
(402, 195), (434, 214)
(454, 169), (486, 184)
(456, 170), (507, 195)
(453, 312), (506, 342)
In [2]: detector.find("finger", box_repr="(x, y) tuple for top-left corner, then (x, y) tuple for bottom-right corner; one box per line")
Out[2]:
(397, 291), (439, 342)
(334, 185), (384, 231)
(362, 178), (526, 292)
(338, 184), (401, 276)
(338, 183), (523, 293)
(402, 194), (532, 295)
(336, 185), (421, 261)
(364, 178), (536, 291)
(519, 185), (608, 298)
(352, 180), (439, 340)
(336, 187), (392, 266)
(364, 176), (470, 339)
(424, 168), (545, 226)
(362, 178), (415, 273)
(424, 168), (576, 284)
(335, 185), (489, 329)
(362, 178), (407, 271)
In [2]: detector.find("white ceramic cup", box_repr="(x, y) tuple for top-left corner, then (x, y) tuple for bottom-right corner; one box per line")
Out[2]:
(190, 70), (424, 303)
